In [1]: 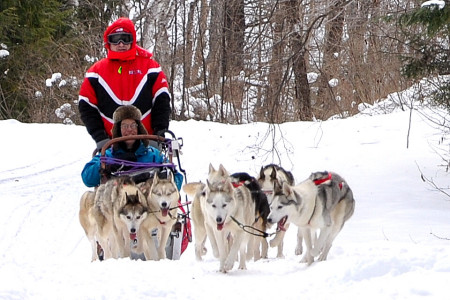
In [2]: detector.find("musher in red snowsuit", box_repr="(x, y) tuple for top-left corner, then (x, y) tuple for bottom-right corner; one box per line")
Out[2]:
(78, 17), (171, 151)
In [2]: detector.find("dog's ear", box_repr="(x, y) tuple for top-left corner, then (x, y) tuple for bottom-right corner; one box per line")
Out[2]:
(259, 166), (265, 179)
(208, 163), (216, 174)
(153, 172), (161, 184)
(224, 179), (234, 193)
(270, 167), (277, 180)
(218, 164), (229, 177)
(137, 180), (152, 198)
(167, 170), (174, 182)
(292, 190), (302, 206)
(282, 182), (293, 196)
(273, 181), (282, 195)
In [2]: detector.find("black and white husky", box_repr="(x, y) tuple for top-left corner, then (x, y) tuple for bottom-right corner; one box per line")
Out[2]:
(257, 164), (303, 257)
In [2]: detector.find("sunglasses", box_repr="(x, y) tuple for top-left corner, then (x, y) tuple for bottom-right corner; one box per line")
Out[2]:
(107, 33), (133, 45)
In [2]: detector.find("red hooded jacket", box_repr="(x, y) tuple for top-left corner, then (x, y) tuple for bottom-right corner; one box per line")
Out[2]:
(78, 17), (171, 144)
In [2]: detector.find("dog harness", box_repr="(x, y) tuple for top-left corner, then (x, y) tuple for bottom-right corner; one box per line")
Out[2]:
(313, 172), (344, 190)
(231, 181), (245, 188)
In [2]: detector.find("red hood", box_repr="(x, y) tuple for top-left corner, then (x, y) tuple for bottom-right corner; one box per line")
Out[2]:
(104, 17), (138, 61)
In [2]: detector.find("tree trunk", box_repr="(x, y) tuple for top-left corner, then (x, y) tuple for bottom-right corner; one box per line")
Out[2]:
(316, 0), (345, 119)
(287, 0), (312, 121)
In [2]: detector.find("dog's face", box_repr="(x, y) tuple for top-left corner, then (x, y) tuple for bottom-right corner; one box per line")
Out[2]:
(150, 172), (180, 217)
(119, 192), (148, 242)
(204, 179), (235, 231)
(257, 166), (278, 194)
(257, 165), (294, 197)
(267, 183), (299, 231)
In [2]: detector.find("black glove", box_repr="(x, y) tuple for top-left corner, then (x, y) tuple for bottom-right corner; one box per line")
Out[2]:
(155, 128), (167, 138)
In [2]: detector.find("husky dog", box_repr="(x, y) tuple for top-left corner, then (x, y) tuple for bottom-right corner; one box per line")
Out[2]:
(117, 190), (148, 254)
(258, 164), (295, 194)
(267, 171), (355, 265)
(79, 177), (148, 260)
(137, 171), (180, 260)
(183, 181), (209, 260)
(230, 172), (269, 260)
(257, 164), (303, 257)
(79, 190), (98, 261)
(184, 164), (231, 262)
(309, 171), (350, 227)
(109, 178), (148, 258)
(184, 164), (256, 272)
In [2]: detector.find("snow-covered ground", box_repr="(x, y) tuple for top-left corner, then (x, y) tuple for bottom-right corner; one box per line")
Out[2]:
(0, 101), (449, 299)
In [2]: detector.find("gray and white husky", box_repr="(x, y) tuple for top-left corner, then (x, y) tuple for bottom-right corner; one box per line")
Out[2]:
(79, 177), (148, 260)
(267, 171), (355, 265)
(118, 191), (149, 253)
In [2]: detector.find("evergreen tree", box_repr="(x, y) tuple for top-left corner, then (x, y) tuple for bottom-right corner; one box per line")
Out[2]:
(398, 2), (450, 110)
(0, 0), (76, 121)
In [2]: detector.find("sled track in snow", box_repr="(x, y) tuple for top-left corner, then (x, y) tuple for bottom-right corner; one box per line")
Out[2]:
(0, 159), (81, 184)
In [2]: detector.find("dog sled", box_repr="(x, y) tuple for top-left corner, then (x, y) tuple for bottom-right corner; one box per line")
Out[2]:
(98, 130), (191, 260)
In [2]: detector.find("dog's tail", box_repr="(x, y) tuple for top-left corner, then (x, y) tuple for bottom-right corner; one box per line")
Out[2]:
(182, 182), (205, 197)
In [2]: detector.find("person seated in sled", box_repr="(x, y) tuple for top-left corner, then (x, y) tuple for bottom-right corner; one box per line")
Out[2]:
(81, 105), (182, 188)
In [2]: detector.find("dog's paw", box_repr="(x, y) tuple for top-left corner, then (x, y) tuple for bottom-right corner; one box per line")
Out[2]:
(195, 246), (207, 260)
(219, 262), (228, 273)
(295, 245), (303, 255)
(300, 253), (314, 265)
(224, 259), (235, 271)
(317, 253), (328, 261)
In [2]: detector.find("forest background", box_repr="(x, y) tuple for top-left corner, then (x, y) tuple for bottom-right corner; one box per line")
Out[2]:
(0, 0), (448, 126)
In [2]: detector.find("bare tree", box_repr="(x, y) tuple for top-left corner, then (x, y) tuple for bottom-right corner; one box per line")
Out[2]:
(2, 0), (428, 126)
(286, 0), (312, 120)
(316, 0), (346, 119)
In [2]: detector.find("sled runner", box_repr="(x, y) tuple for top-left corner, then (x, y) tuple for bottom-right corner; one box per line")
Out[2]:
(98, 131), (191, 260)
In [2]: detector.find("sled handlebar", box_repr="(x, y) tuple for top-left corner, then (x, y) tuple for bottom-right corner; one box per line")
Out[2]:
(100, 134), (165, 156)
(98, 135), (166, 170)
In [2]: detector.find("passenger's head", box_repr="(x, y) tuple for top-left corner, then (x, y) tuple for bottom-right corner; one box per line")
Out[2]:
(112, 105), (149, 149)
